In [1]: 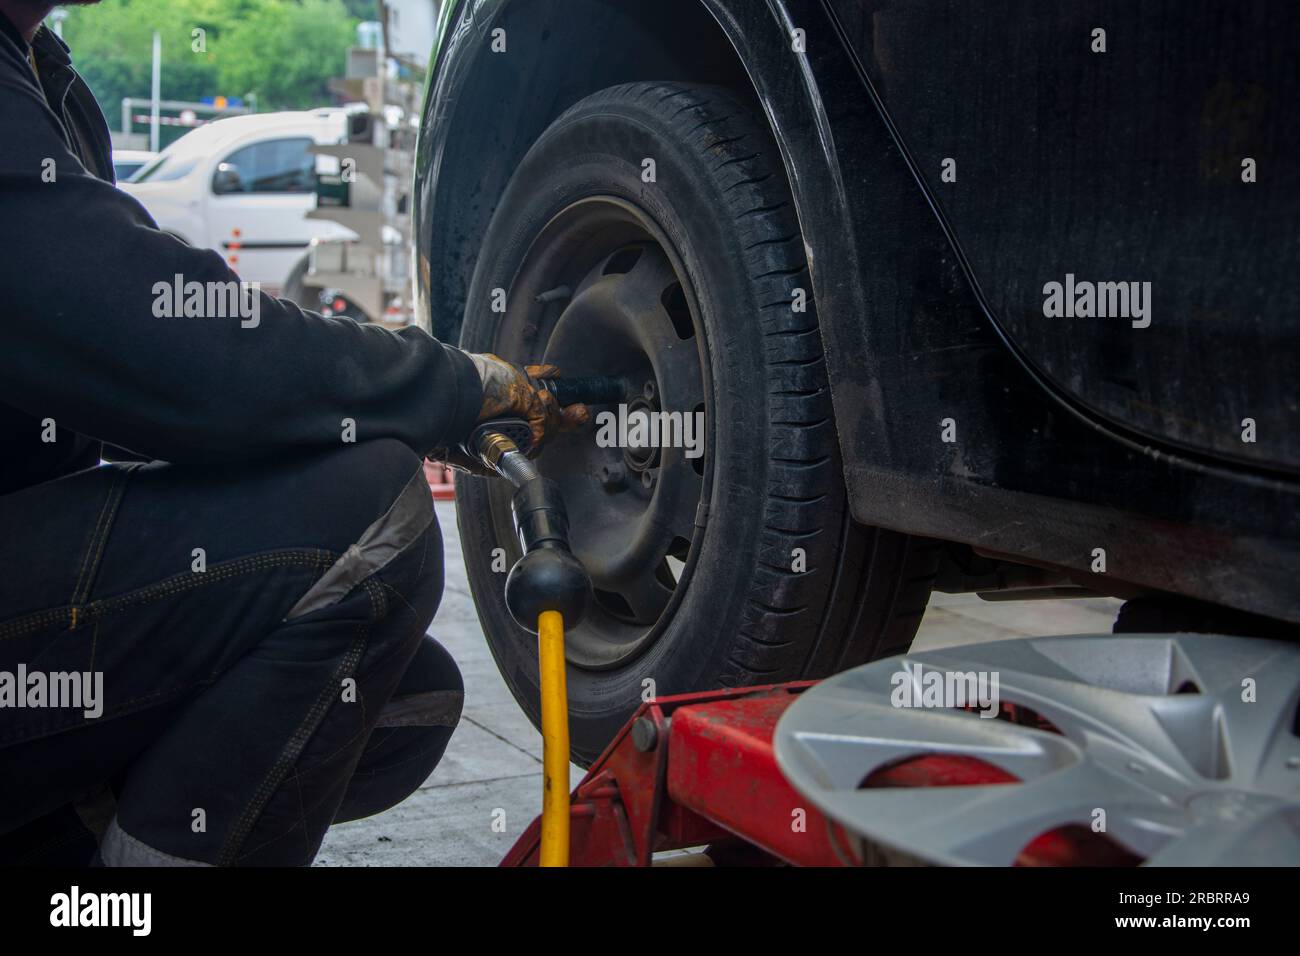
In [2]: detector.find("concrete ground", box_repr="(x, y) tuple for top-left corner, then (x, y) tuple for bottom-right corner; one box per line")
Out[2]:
(315, 500), (1121, 866)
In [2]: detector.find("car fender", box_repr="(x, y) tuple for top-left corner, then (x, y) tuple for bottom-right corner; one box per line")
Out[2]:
(413, 0), (862, 350)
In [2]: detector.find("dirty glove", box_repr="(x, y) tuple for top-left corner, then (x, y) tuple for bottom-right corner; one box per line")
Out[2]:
(429, 353), (589, 476)
(469, 353), (589, 450)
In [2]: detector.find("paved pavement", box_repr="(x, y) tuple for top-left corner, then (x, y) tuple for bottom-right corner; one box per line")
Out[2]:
(315, 500), (1121, 866)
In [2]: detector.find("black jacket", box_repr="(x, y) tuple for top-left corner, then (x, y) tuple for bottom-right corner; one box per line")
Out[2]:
(0, 14), (481, 496)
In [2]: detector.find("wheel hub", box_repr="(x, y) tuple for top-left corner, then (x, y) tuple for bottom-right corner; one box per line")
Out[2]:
(621, 390), (662, 474)
(493, 198), (709, 669)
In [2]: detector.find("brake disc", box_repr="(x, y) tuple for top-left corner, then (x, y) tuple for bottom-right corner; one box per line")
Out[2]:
(773, 632), (1300, 866)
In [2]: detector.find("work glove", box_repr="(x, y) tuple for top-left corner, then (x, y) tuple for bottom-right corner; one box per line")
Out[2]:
(429, 353), (589, 476)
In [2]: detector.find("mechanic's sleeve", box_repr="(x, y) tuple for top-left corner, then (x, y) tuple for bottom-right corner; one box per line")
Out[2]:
(0, 74), (482, 465)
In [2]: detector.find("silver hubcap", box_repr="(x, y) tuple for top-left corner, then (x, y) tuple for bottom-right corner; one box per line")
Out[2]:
(774, 633), (1300, 865)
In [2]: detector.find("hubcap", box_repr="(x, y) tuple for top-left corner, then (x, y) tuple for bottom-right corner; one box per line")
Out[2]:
(774, 632), (1300, 865)
(489, 198), (710, 669)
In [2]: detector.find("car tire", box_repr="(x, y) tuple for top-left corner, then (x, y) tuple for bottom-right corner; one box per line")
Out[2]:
(455, 82), (939, 764)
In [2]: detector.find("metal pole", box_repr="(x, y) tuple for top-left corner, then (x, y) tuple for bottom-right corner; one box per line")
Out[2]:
(149, 31), (161, 154)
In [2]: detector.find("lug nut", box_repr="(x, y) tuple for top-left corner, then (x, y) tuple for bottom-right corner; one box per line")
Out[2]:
(534, 285), (572, 304)
(641, 470), (655, 490)
(643, 380), (657, 401)
(599, 463), (626, 490)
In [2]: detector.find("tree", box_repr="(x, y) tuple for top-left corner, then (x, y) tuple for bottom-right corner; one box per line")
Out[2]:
(61, 0), (221, 123)
(216, 0), (358, 111)
(341, 0), (379, 20)
(55, 0), (361, 124)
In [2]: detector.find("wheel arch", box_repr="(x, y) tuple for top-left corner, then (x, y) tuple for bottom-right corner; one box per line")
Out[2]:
(412, 0), (866, 355)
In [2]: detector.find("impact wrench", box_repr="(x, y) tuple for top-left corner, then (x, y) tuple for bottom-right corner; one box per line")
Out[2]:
(460, 379), (621, 866)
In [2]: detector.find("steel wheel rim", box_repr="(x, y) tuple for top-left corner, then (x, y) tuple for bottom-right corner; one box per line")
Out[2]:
(487, 197), (712, 670)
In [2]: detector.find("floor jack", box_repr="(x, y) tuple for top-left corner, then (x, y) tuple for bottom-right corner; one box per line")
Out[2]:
(470, 391), (1300, 868)
(501, 680), (850, 867)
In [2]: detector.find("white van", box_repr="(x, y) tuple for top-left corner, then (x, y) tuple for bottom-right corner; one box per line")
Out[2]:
(111, 149), (156, 182)
(120, 110), (358, 295)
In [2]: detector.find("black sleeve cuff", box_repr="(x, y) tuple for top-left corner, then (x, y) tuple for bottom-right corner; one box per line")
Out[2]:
(437, 344), (484, 450)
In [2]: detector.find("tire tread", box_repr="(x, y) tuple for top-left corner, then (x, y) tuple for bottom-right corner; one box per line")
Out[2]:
(581, 81), (937, 685)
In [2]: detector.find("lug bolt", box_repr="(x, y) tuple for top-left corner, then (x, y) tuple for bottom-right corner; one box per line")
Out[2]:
(643, 380), (657, 402)
(599, 463), (626, 490)
(533, 285), (572, 304)
(641, 470), (655, 490)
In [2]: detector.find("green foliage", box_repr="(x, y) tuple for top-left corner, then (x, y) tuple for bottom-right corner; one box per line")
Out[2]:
(341, 0), (379, 20)
(57, 0), (362, 119)
(219, 0), (358, 110)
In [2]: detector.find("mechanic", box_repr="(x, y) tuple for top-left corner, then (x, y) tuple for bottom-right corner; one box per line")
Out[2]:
(0, 0), (586, 866)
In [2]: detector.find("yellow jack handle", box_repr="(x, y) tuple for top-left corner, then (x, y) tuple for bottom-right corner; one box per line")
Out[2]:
(537, 609), (570, 867)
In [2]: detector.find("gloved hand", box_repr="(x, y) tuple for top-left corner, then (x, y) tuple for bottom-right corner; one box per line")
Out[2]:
(430, 353), (589, 476)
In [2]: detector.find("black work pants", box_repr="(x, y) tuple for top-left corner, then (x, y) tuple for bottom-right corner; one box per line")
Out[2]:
(0, 440), (460, 865)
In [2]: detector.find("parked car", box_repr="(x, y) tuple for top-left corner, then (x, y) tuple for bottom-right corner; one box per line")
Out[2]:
(413, 0), (1300, 763)
(120, 110), (358, 294)
(110, 148), (155, 183)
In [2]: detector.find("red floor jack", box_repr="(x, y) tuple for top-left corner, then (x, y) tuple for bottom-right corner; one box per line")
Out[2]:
(500, 680), (854, 866)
